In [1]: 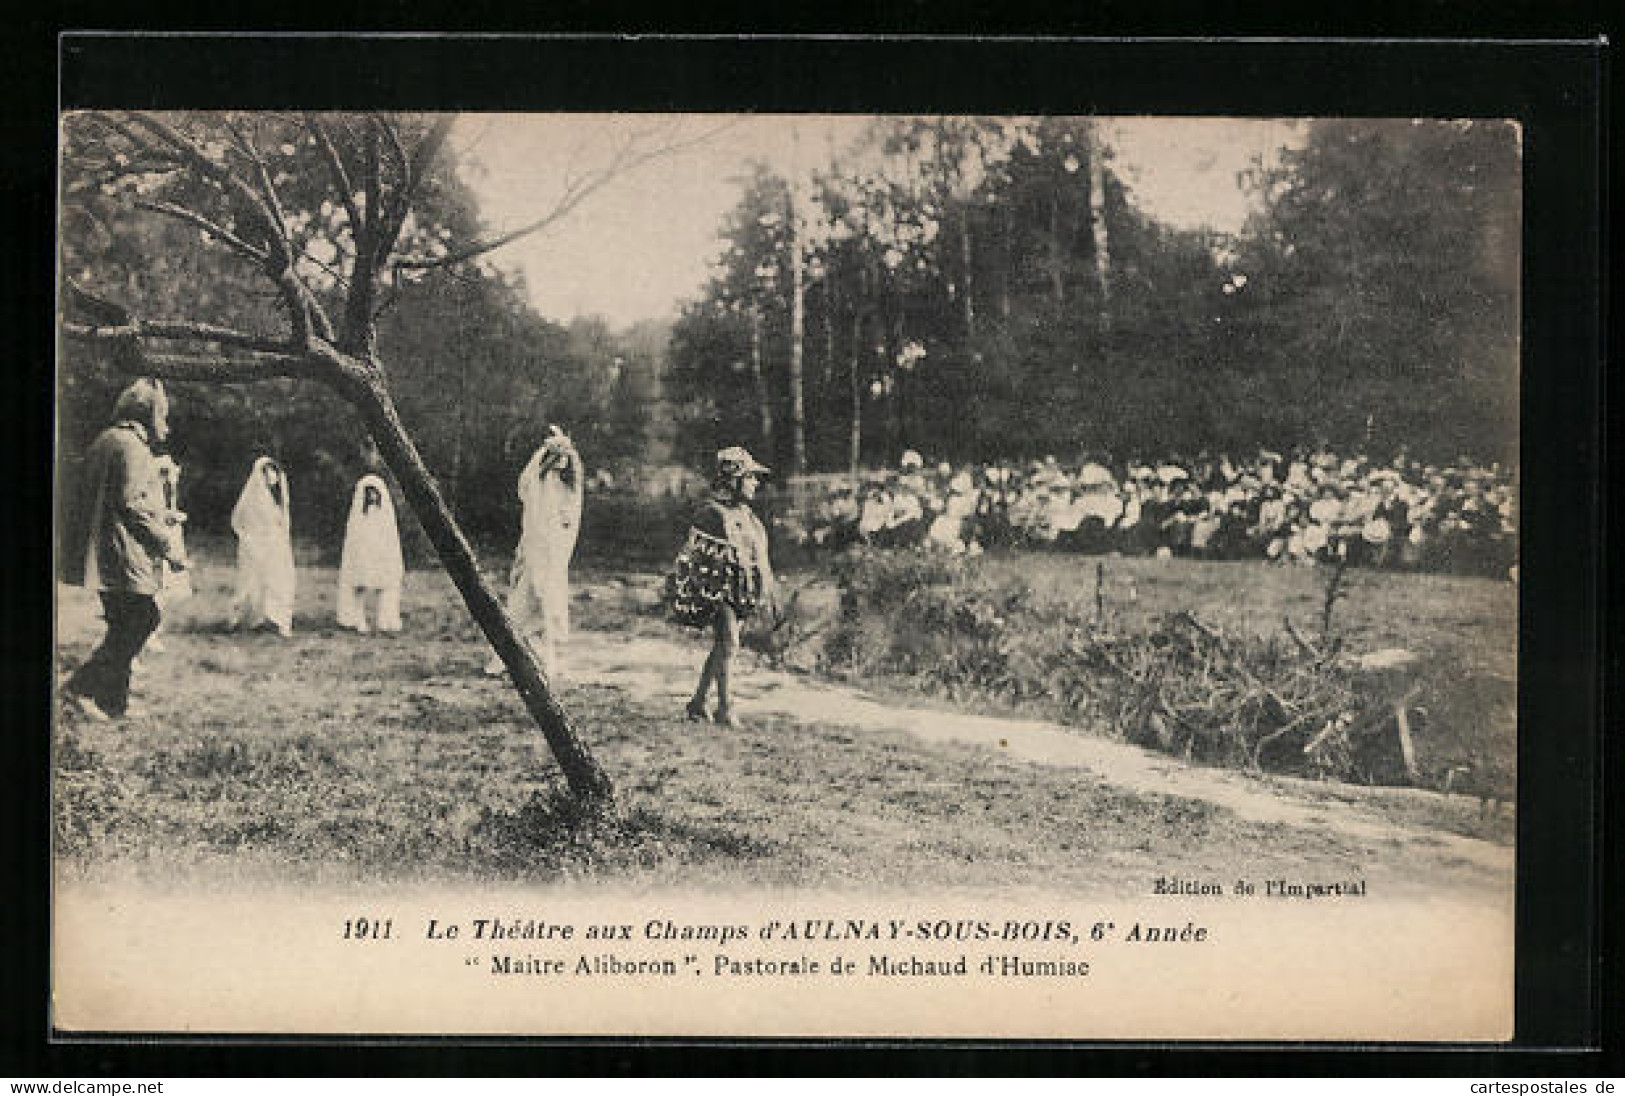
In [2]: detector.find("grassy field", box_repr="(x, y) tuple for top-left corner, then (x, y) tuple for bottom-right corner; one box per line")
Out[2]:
(53, 546), (1517, 893)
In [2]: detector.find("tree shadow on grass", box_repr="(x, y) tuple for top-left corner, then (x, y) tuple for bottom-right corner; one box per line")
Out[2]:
(465, 789), (780, 879)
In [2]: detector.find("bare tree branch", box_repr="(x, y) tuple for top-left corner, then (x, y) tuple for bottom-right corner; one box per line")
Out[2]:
(229, 118), (324, 344)
(133, 198), (270, 264)
(101, 348), (313, 384)
(378, 113), (411, 183)
(61, 202), (115, 248)
(295, 250), (353, 296)
(85, 112), (183, 173)
(62, 278), (319, 385)
(409, 116), (457, 192)
(373, 114), (455, 266)
(63, 317), (299, 356)
(237, 125), (295, 257)
(373, 115), (415, 262)
(119, 113), (270, 226)
(220, 114), (259, 162)
(63, 278), (137, 326)
(78, 157), (182, 184)
(305, 114), (363, 238)
(391, 178), (592, 271)
(394, 119), (736, 272)
(109, 112), (336, 347)
(336, 122), (386, 355)
(64, 278), (293, 351)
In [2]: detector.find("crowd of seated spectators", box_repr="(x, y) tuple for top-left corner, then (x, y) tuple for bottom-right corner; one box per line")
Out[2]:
(776, 448), (1518, 579)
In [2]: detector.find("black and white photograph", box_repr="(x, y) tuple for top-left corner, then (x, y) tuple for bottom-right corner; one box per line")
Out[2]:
(52, 100), (1532, 1039)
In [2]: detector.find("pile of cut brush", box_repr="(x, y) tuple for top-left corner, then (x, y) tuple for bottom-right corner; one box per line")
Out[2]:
(1062, 611), (1412, 784)
(816, 549), (1440, 787)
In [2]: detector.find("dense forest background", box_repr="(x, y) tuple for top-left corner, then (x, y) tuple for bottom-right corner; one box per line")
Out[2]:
(57, 115), (1520, 558)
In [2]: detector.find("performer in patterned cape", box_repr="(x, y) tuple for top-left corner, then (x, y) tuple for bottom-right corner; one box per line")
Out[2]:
(666, 445), (775, 728)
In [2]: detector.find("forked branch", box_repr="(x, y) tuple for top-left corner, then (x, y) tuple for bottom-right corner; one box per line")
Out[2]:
(304, 114), (363, 238)
(85, 111), (335, 348)
(133, 198), (270, 264)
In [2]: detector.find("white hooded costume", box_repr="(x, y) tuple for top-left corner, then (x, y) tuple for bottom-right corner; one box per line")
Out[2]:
(337, 473), (404, 633)
(230, 456), (296, 635)
(486, 428), (583, 679)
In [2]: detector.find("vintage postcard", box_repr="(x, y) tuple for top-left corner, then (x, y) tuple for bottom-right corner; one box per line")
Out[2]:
(53, 106), (1521, 1040)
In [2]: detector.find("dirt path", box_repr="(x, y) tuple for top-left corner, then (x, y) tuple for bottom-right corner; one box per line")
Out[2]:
(562, 600), (1514, 886)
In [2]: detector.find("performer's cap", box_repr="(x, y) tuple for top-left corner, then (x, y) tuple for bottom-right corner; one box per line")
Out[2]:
(717, 446), (770, 479)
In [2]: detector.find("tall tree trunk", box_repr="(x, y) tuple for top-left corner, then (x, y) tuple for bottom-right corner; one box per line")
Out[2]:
(786, 176), (808, 476)
(1048, 193), (1066, 305)
(448, 325), (468, 511)
(822, 285), (836, 388)
(852, 177), (874, 476)
(959, 202), (976, 339)
(645, 347), (676, 466)
(339, 360), (614, 806)
(891, 311), (907, 455)
(999, 202), (1013, 321)
(1086, 122), (1113, 337)
(449, 374), (466, 511)
(748, 306), (774, 456)
(849, 307), (864, 476)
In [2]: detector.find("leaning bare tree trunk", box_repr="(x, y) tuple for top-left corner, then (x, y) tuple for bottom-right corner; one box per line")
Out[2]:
(338, 359), (615, 804)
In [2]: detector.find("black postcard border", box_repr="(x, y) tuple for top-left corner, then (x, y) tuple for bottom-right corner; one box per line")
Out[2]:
(5, 31), (1610, 1076)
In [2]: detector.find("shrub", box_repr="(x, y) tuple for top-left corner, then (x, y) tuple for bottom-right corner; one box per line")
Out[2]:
(821, 547), (1427, 786)
(739, 584), (823, 672)
(821, 549), (1032, 689)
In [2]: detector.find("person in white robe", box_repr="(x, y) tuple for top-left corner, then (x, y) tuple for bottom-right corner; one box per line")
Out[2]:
(485, 426), (583, 679)
(230, 456), (296, 636)
(337, 473), (404, 634)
